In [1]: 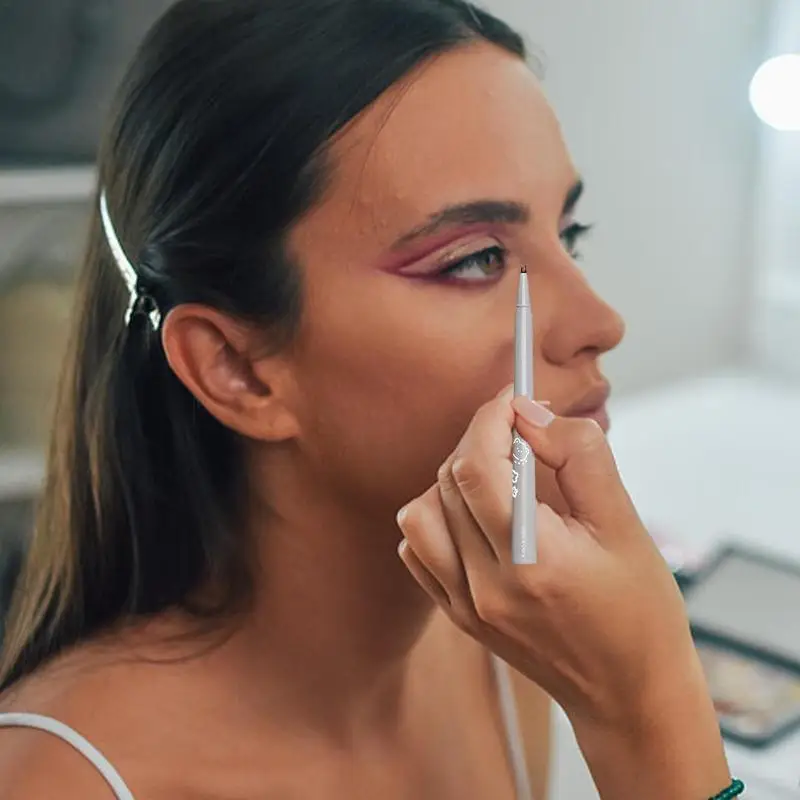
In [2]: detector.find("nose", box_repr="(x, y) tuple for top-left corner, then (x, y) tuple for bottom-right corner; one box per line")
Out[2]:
(538, 260), (626, 366)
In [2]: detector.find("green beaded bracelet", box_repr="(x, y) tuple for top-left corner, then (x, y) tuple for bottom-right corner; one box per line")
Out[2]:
(709, 778), (745, 799)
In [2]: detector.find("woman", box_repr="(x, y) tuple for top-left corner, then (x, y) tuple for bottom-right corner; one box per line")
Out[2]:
(0, 0), (735, 797)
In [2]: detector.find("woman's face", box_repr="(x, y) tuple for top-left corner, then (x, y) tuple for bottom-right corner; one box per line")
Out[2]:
(285, 42), (625, 518)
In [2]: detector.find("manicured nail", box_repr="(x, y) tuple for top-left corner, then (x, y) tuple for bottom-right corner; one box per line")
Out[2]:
(396, 506), (408, 527)
(398, 538), (408, 557)
(513, 396), (555, 427)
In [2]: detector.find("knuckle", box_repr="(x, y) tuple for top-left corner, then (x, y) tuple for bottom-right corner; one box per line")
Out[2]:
(518, 569), (564, 607)
(437, 458), (455, 488)
(399, 499), (429, 536)
(472, 589), (508, 626)
(474, 399), (498, 424)
(473, 399), (508, 437)
(451, 457), (483, 493)
(449, 599), (480, 632)
(568, 417), (606, 453)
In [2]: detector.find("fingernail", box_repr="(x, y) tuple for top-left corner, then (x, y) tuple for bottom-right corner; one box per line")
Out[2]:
(513, 396), (555, 427)
(398, 538), (408, 557)
(396, 506), (408, 527)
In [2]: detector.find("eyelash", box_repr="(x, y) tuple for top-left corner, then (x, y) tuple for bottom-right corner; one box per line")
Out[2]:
(435, 221), (594, 282)
(561, 222), (593, 260)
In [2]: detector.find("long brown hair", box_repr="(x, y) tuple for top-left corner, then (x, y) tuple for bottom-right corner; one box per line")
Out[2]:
(0, 0), (525, 691)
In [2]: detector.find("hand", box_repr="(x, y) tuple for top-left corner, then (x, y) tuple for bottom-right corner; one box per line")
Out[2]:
(396, 385), (731, 799)
(396, 383), (688, 721)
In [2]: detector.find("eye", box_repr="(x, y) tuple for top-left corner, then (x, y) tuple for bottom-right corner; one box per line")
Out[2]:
(560, 222), (593, 261)
(437, 246), (508, 282)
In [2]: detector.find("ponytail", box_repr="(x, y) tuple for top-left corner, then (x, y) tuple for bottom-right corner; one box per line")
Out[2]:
(0, 203), (250, 691)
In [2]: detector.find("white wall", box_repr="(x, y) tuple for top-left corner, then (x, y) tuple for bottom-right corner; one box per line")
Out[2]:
(485, 0), (767, 396)
(749, 0), (800, 380)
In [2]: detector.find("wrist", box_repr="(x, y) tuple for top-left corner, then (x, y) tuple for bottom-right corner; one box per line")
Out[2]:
(569, 658), (731, 800)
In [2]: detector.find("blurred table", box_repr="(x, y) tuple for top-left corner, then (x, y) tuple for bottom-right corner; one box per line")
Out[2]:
(606, 368), (800, 798)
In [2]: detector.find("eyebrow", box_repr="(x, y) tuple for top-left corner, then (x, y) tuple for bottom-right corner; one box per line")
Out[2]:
(390, 178), (584, 250)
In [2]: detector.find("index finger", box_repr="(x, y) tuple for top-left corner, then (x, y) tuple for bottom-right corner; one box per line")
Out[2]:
(445, 387), (516, 559)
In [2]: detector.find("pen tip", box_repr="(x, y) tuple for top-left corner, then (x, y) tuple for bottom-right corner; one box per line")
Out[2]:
(520, 265), (527, 274)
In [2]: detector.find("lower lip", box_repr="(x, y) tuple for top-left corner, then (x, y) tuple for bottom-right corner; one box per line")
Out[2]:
(572, 404), (610, 433)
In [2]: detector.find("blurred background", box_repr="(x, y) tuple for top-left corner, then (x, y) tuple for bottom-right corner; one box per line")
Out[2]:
(0, 0), (799, 797)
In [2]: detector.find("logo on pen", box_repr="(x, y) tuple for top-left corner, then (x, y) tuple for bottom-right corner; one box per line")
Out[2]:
(511, 436), (530, 499)
(511, 436), (530, 466)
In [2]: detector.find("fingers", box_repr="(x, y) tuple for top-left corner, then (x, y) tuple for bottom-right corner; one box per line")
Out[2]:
(397, 387), (517, 624)
(512, 397), (641, 538)
(396, 484), (478, 624)
(403, 386), (532, 568)
(437, 451), (499, 563)
(397, 539), (451, 609)
(441, 387), (519, 560)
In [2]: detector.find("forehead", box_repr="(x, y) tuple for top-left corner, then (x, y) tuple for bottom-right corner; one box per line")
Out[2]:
(293, 42), (576, 257)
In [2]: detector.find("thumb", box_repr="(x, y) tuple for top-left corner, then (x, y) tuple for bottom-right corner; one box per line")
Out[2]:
(511, 396), (641, 539)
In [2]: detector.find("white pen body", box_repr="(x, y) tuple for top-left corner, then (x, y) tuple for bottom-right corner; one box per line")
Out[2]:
(511, 272), (536, 564)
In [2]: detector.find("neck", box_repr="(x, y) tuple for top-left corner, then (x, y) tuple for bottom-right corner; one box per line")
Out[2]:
(214, 469), (439, 744)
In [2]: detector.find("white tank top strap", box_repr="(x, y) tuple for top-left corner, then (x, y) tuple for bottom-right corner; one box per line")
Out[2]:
(490, 653), (535, 800)
(0, 663), (531, 800)
(0, 712), (135, 800)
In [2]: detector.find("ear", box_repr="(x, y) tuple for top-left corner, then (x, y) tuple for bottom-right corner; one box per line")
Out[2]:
(161, 304), (300, 442)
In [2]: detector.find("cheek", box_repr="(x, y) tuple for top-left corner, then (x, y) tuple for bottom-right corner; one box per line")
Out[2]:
(292, 286), (515, 511)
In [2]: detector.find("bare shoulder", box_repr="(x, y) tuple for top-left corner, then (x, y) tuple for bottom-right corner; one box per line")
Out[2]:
(0, 626), (200, 800)
(0, 644), (140, 799)
(0, 616), (293, 800)
(0, 718), (121, 799)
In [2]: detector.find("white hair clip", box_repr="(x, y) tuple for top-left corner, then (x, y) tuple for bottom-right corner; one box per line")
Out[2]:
(99, 190), (161, 331)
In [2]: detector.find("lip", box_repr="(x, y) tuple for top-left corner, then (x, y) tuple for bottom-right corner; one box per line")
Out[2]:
(563, 382), (612, 433)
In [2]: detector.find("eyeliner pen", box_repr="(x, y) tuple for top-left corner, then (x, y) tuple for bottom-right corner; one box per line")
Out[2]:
(511, 265), (536, 564)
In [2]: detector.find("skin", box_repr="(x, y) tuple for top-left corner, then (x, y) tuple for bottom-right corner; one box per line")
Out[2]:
(0, 41), (624, 799)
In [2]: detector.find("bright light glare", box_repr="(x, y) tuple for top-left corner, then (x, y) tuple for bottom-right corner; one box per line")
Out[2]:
(749, 54), (800, 131)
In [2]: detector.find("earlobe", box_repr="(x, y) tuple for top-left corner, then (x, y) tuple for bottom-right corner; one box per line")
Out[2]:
(161, 304), (300, 443)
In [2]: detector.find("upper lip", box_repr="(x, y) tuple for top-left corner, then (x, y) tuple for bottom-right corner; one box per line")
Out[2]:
(563, 382), (612, 417)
